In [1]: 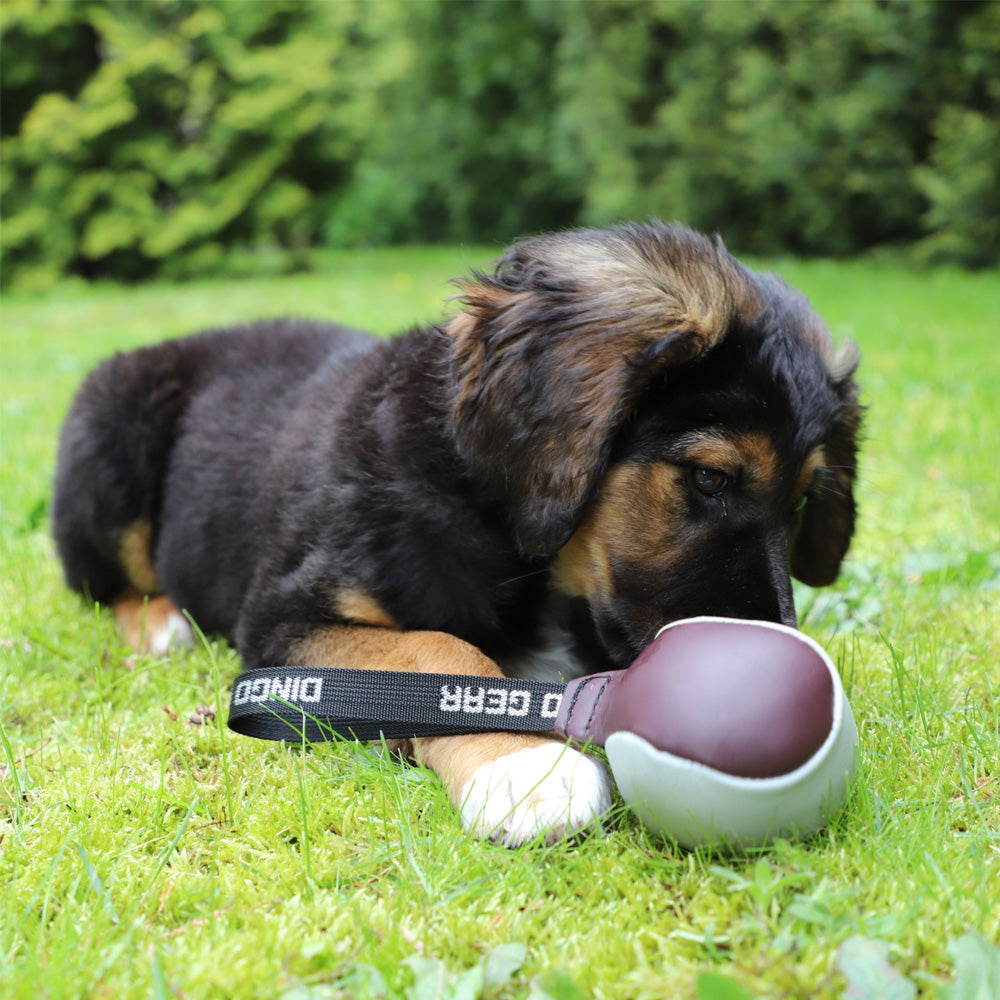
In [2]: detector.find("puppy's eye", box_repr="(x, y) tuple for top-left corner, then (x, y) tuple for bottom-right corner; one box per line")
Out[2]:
(793, 495), (808, 515)
(692, 467), (728, 495)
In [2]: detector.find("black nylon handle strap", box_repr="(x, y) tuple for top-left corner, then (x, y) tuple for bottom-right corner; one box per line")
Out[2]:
(227, 666), (568, 743)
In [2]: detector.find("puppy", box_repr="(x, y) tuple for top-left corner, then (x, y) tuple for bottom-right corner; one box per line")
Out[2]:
(52, 222), (861, 846)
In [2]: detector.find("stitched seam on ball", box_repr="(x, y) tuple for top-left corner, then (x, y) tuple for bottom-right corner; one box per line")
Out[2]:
(563, 676), (589, 725)
(584, 678), (611, 730)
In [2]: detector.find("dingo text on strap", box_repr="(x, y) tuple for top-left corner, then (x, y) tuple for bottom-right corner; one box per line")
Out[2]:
(227, 667), (569, 743)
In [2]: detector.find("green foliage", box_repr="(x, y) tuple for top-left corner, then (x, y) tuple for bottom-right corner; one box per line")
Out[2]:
(940, 932), (1000, 1000)
(836, 936), (917, 1000)
(695, 971), (756, 1000)
(324, 0), (579, 247)
(835, 932), (1000, 1000)
(543, 0), (998, 262)
(1, 0), (998, 287)
(1, 0), (381, 289)
(913, 3), (1000, 268)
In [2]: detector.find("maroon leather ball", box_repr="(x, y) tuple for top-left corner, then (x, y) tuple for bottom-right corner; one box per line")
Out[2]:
(555, 616), (835, 777)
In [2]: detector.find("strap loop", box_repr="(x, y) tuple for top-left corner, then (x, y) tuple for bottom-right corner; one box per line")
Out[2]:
(227, 666), (568, 743)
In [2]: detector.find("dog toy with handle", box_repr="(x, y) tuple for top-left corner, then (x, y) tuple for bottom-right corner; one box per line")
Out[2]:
(229, 617), (857, 848)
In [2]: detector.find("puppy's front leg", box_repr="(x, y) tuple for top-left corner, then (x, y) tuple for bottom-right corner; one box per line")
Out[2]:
(113, 590), (194, 655)
(289, 627), (612, 846)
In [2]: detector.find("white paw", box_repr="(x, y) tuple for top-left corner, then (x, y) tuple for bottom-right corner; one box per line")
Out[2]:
(459, 743), (613, 847)
(148, 611), (194, 656)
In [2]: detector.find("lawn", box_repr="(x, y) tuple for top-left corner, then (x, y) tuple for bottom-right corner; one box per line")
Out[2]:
(1, 248), (998, 1000)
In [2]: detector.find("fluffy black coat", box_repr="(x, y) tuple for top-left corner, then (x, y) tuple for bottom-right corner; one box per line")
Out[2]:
(52, 223), (862, 677)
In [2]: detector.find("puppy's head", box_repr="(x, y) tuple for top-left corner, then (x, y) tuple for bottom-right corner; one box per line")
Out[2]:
(447, 222), (861, 666)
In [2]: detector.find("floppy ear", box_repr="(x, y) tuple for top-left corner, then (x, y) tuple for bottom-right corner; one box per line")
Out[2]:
(791, 351), (863, 587)
(445, 223), (760, 556)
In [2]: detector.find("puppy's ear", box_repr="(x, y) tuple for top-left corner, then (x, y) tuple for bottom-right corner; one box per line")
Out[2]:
(792, 348), (863, 587)
(445, 224), (760, 556)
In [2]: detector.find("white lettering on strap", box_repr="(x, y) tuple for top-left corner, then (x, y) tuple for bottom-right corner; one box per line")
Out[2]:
(232, 679), (253, 706)
(438, 684), (535, 719)
(507, 691), (530, 717)
(299, 678), (323, 703)
(462, 686), (485, 713)
(269, 676), (295, 701)
(540, 692), (563, 719)
(232, 675), (322, 707)
(439, 685), (463, 712)
(484, 688), (508, 715)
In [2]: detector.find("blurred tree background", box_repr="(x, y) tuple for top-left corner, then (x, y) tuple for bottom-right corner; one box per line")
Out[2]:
(2, 0), (998, 289)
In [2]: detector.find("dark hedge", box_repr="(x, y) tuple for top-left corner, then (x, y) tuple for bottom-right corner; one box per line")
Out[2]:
(2, 0), (997, 288)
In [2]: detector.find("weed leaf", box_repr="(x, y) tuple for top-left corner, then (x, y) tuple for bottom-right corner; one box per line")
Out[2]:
(483, 942), (527, 988)
(403, 944), (526, 1000)
(450, 965), (488, 1000)
(527, 970), (589, 1000)
(334, 963), (389, 999)
(836, 936), (916, 1000)
(276, 987), (338, 1000)
(940, 931), (1000, 1000)
(405, 956), (454, 1000)
(696, 970), (756, 1000)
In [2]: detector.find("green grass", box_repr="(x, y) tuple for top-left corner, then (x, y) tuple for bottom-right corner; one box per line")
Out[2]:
(2, 249), (998, 999)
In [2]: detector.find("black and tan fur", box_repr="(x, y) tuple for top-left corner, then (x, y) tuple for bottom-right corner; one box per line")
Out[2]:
(52, 222), (862, 843)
